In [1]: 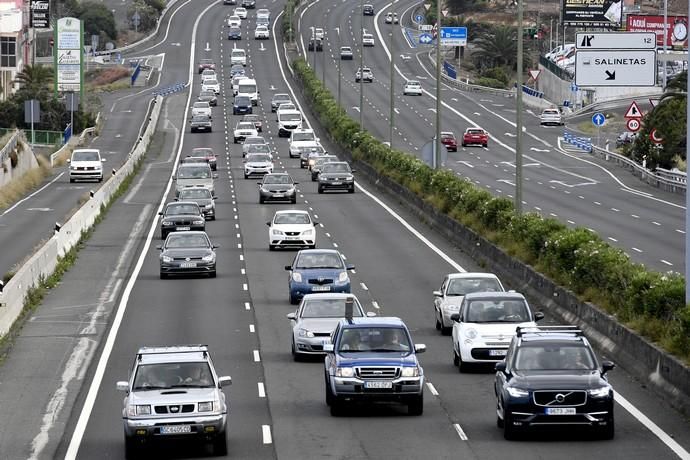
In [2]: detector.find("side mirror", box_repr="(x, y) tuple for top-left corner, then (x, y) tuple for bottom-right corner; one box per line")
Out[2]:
(313, 222), (319, 226)
(350, 169), (356, 173)
(534, 312), (545, 322)
(158, 211), (163, 215)
(294, 182), (299, 185)
(266, 222), (271, 226)
(495, 362), (507, 373)
(116, 381), (129, 392)
(257, 182), (262, 185)
(218, 376), (232, 387)
(286, 312), (297, 320)
(323, 343), (334, 353)
(212, 244), (220, 249)
(213, 173), (219, 179)
(432, 290), (442, 297)
(601, 361), (615, 375)
(414, 344), (426, 354)
(284, 265), (292, 270)
(101, 158), (107, 162)
(450, 313), (460, 322)
(365, 311), (376, 317)
(346, 264), (355, 271)
(156, 245), (163, 250)
(173, 198), (179, 201)
(212, 196), (217, 200)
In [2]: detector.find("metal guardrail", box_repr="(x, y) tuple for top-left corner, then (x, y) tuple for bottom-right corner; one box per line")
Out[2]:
(0, 129), (20, 164)
(428, 51), (516, 97)
(566, 92), (663, 118)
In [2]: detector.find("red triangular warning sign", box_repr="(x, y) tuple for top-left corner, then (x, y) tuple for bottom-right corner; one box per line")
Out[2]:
(625, 101), (643, 119)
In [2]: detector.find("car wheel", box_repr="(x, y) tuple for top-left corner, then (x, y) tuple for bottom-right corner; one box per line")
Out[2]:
(209, 271), (217, 278)
(308, 244), (316, 249)
(244, 174), (249, 179)
(291, 196), (297, 204)
(325, 375), (334, 406)
(503, 410), (517, 440)
(292, 339), (302, 362)
(289, 292), (299, 305)
(441, 324), (451, 336)
(160, 272), (167, 280)
(212, 433), (228, 456)
(461, 142), (466, 147)
(329, 397), (342, 416)
(269, 244), (276, 251)
(234, 138), (238, 143)
(317, 186), (324, 194)
(348, 186), (355, 193)
(453, 350), (459, 366)
(259, 196), (265, 204)
(408, 394), (423, 416)
(599, 416), (615, 440)
(124, 434), (140, 459)
(161, 231), (167, 240)
(496, 413), (505, 428)
(458, 354), (471, 373)
(483, 143), (488, 148)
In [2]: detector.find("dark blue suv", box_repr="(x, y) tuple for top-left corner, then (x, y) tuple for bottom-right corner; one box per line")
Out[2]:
(324, 317), (426, 416)
(233, 95), (252, 115)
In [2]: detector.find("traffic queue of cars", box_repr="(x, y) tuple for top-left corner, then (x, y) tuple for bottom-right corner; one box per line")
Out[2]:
(116, 6), (617, 457)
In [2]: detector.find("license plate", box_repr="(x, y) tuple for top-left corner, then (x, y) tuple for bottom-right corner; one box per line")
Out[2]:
(545, 407), (576, 415)
(285, 236), (299, 240)
(312, 286), (331, 292)
(273, 193), (284, 197)
(489, 349), (508, 356)
(331, 181), (342, 185)
(160, 425), (192, 434)
(176, 227), (190, 231)
(180, 262), (197, 268)
(365, 381), (393, 389)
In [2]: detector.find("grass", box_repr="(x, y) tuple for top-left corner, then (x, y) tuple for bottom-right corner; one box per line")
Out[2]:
(0, 155), (52, 210)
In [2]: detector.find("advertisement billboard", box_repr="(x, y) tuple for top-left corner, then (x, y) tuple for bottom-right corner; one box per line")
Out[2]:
(562, 0), (622, 28)
(55, 18), (83, 96)
(626, 15), (688, 49)
(30, 0), (50, 29)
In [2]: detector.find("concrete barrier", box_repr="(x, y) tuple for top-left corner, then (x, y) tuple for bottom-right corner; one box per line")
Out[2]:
(0, 96), (162, 338)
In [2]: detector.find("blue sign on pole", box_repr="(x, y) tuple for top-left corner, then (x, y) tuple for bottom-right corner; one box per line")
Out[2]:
(443, 61), (456, 79)
(419, 33), (433, 45)
(592, 112), (606, 127)
(415, 14), (423, 23)
(440, 27), (467, 46)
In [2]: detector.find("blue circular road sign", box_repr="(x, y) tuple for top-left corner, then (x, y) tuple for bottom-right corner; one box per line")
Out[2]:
(592, 112), (606, 127)
(415, 14), (423, 22)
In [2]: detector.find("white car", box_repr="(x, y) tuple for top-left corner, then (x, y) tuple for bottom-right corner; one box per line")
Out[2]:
(403, 80), (422, 96)
(200, 69), (217, 82)
(288, 128), (318, 158)
(232, 75), (249, 95)
(231, 48), (247, 66)
(288, 294), (375, 359)
(233, 121), (259, 143)
(256, 8), (270, 19)
(233, 7), (247, 18)
(268, 210), (317, 250)
(362, 32), (375, 47)
(68, 148), (105, 182)
(539, 107), (564, 126)
(244, 153), (274, 178)
(227, 15), (241, 27)
(276, 102), (297, 120)
(385, 12), (398, 24)
(254, 25), (270, 39)
(450, 292), (543, 372)
(433, 272), (504, 334)
(355, 67), (373, 82)
(313, 27), (324, 40)
(191, 101), (212, 119)
(201, 79), (220, 94)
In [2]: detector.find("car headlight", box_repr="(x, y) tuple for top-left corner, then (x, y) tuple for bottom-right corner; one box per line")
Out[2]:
(292, 272), (302, 282)
(202, 254), (215, 262)
(302, 229), (314, 237)
(589, 385), (612, 398)
(161, 220), (173, 226)
(464, 328), (478, 339)
(70, 165), (77, 170)
(308, 159), (316, 165)
(193, 219), (205, 225)
(401, 366), (420, 377)
(205, 203), (213, 208)
(506, 387), (529, 398)
(162, 255), (173, 263)
(338, 272), (349, 283)
(198, 401), (214, 412)
(260, 187), (269, 192)
(445, 304), (460, 312)
(335, 367), (354, 377)
(272, 229), (284, 236)
(127, 405), (151, 417)
(298, 328), (315, 338)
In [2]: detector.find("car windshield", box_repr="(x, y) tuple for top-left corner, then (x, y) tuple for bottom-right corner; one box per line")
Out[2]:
(179, 189), (211, 199)
(338, 327), (411, 353)
(239, 84), (256, 93)
(274, 213), (310, 224)
(515, 345), (596, 371)
(292, 132), (314, 142)
(244, 137), (265, 145)
(72, 151), (99, 161)
(199, 91), (214, 98)
(178, 166), (210, 179)
(193, 102), (207, 108)
(301, 146), (324, 154)
(321, 163), (350, 173)
(230, 26), (240, 32)
(301, 298), (364, 318)
(465, 299), (530, 323)
(248, 154), (271, 163)
(243, 115), (259, 121)
(200, 59), (213, 65)
(278, 104), (295, 111)
(281, 113), (301, 121)
(133, 362), (214, 390)
(315, 157), (336, 166)
(264, 175), (291, 184)
(192, 148), (213, 156)
(166, 203), (200, 215)
(441, 133), (454, 140)
(182, 157), (206, 164)
(295, 252), (343, 269)
(232, 50), (245, 57)
(165, 233), (211, 249)
(273, 94), (290, 103)
(447, 277), (501, 295)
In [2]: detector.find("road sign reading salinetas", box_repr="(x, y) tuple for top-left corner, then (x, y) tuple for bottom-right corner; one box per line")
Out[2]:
(576, 32), (656, 49)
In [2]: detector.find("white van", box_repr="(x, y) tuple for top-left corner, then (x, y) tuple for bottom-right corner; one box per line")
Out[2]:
(68, 148), (105, 183)
(277, 109), (302, 137)
(237, 78), (258, 106)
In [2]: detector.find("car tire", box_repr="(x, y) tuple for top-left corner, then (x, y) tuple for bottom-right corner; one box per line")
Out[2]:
(212, 433), (228, 456)
(435, 315), (442, 331)
(453, 350), (459, 366)
(441, 324), (451, 336)
(234, 138), (238, 143)
(503, 411), (517, 440)
(209, 271), (217, 278)
(348, 186), (355, 193)
(259, 196), (265, 204)
(124, 434), (140, 459)
(408, 394), (423, 416)
(160, 272), (167, 279)
(317, 186), (324, 194)
(291, 196), (297, 204)
(483, 143), (488, 148)
(244, 174), (249, 179)
(458, 354), (471, 373)
(308, 244), (316, 249)
(461, 142), (467, 147)
(496, 413), (504, 428)
(325, 375), (334, 406)
(329, 397), (342, 416)
(289, 292), (299, 305)
(292, 339), (302, 362)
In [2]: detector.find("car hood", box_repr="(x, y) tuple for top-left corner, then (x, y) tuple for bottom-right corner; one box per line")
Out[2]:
(129, 387), (218, 405)
(297, 317), (343, 334)
(335, 354), (418, 366)
(509, 371), (607, 390)
(162, 247), (214, 258)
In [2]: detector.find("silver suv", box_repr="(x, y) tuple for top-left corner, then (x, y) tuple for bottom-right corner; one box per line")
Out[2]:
(116, 345), (232, 458)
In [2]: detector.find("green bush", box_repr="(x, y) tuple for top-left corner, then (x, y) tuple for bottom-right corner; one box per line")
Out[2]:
(474, 77), (508, 89)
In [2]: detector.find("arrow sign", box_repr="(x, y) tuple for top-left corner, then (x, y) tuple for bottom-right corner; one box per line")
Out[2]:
(624, 101), (643, 118)
(419, 33), (433, 44)
(592, 112), (606, 126)
(605, 70), (616, 80)
(415, 14), (423, 22)
(205, 42), (211, 51)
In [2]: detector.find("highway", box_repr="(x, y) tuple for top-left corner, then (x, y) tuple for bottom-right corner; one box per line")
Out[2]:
(298, 0), (686, 273)
(0, 0), (688, 459)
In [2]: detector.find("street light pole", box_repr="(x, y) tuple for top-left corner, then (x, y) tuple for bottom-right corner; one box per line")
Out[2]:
(515, 0), (524, 213)
(663, 0), (668, 88)
(685, 0), (689, 304)
(359, 0), (364, 130)
(389, 6), (396, 150)
(434, 0), (442, 169)
(311, 27), (316, 71)
(336, 27), (341, 109)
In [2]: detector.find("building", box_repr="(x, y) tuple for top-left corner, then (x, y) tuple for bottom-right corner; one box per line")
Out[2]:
(0, 0), (30, 100)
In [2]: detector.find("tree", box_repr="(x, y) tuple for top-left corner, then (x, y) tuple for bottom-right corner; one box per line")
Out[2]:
(79, 2), (117, 41)
(472, 25), (518, 70)
(13, 64), (53, 96)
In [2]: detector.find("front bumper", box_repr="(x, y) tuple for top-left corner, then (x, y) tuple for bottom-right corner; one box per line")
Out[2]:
(289, 282), (350, 300)
(70, 170), (103, 181)
(233, 106), (252, 115)
(260, 189), (296, 202)
(160, 260), (216, 275)
(294, 335), (331, 354)
(191, 124), (212, 132)
(123, 413), (226, 440)
(505, 399), (613, 429)
(319, 179), (354, 190)
(331, 375), (424, 400)
(245, 167), (273, 177)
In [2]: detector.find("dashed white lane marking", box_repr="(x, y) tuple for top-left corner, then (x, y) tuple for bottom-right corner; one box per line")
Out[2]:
(241, 268), (246, 274)
(632, 214), (640, 218)
(360, 282), (368, 291)
(245, 302), (251, 310)
(652, 221), (661, 226)
(426, 382), (439, 396)
(453, 423), (468, 441)
(611, 208), (620, 212)
(333, 242), (339, 248)
(262, 425), (272, 444)
(608, 237), (618, 242)
(243, 283), (248, 291)
(632, 247), (643, 253)
(253, 350), (261, 362)
(258, 382), (266, 398)
(677, 229), (686, 234)
(372, 301), (379, 309)
(240, 254), (244, 261)
(594, 201), (601, 206)
(567, 220), (576, 225)
(249, 324), (255, 333)
(661, 260), (673, 266)
(325, 232), (331, 237)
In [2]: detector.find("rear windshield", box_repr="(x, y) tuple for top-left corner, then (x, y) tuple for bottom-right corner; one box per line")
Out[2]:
(301, 298), (364, 318)
(280, 113), (301, 122)
(179, 189), (212, 199)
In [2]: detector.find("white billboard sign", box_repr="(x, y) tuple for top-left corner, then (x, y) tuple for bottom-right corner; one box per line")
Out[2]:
(56, 17), (82, 95)
(575, 50), (657, 86)
(57, 49), (81, 65)
(575, 32), (657, 50)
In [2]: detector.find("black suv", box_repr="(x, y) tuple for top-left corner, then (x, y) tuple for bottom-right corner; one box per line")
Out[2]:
(363, 4), (374, 15)
(308, 38), (323, 52)
(494, 326), (615, 440)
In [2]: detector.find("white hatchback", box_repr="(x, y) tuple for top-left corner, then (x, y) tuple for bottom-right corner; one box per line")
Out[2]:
(267, 210), (317, 250)
(227, 15), (241, 27)
(254, 25), (270, 39)
(233, 7), (247, 18)
(403, 80), (422, 96)
(231, 48), (247, 66)
(201, 79), (220, 94)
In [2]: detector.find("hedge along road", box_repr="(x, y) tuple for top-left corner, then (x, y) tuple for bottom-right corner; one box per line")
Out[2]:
(297, 0), (685, 273)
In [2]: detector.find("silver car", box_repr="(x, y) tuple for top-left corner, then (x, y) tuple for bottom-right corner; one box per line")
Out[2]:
(243, 153), (274, 178)
(287, 293), (373, 360)
(116, 345), (232, 457)
(174, 163), (216, 197)
(433, 272), (505, 334)
(177, 187), (217, 220)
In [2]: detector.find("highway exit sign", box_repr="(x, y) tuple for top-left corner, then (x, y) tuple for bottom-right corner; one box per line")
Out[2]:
(575, 50), (656, 86)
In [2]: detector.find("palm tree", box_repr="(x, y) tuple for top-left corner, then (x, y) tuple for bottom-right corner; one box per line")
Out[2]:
(660, 70), (686, 103)
(471, 25), (517, 70)
(13, 64), (53, 94)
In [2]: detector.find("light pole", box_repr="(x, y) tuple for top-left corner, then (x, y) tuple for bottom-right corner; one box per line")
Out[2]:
(335, 27), (341, 108)
(663, 0), (668, 88)
(389, 4), (397, 150)
(685, 0), (689, 304)
(310, 26), (316, 71)
(515, 0), (524, 213)
(434, 0), (442, 169)
(322, 32), (326, 83)
(359, 0), (364, 129)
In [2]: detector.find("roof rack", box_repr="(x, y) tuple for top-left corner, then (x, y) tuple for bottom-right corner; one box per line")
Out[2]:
(516, 326), (582, 338)
(137, 345), (208, 360)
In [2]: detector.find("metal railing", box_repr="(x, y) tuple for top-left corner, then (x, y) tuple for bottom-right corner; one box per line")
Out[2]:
(539, 55), (573, 82)
(0, 129), (20, 164)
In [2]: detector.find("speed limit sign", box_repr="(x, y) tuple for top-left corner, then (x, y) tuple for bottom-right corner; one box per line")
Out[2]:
(626, 118), (641, 132)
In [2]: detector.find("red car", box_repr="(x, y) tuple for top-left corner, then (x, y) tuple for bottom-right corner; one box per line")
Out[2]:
(441, 131), (457, 152)
(462, 127), (489, 148)
(191, 147), (217, 171)
(198, 59), (216, 74)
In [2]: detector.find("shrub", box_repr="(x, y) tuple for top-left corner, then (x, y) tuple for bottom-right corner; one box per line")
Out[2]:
(474, 77), (507, 89)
